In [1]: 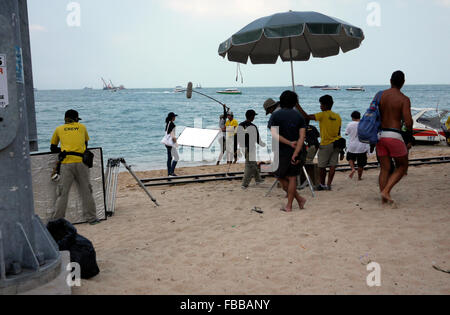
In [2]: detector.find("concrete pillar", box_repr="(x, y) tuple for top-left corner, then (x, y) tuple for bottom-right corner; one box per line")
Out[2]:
(0, 0), (60, 295)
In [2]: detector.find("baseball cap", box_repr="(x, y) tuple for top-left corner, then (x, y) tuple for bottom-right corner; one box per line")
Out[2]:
(65, 109), (81, 121)
(263, 98), (279, 115)
(168, 112), (178, 119)
(245, 110), (258, 120)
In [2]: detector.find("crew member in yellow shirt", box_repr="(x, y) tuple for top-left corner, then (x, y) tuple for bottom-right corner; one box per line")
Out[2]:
(297, 95), (342, 191)
(225, 112), (239, 164)
(50, 109), (100, 225)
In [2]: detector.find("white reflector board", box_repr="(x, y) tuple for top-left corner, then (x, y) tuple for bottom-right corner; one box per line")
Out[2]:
(177, 128), (220, 149)
(31, 148), (106, 225)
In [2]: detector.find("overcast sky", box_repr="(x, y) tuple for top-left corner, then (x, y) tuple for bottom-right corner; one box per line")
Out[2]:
(27, 0), (450, 89)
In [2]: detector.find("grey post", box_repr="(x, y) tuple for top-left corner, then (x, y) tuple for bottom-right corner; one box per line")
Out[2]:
(0, 0), (61, 295)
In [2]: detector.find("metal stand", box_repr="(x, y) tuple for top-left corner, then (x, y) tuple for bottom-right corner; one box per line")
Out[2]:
(265, 166), (315, 198)
(104, 158), (159, 214)
(104, 159), (121, 215)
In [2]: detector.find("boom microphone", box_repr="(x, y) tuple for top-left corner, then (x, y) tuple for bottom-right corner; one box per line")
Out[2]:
(184, 82), (230, 112)
(186, 82), (193, 99)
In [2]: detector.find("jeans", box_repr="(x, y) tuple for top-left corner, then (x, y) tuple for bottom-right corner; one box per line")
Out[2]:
(166, 145), (179, 175)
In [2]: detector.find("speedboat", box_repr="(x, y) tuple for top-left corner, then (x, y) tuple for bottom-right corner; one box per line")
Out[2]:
(216, 88), (242, 95)
(174, 86), (184, 93)
(321, 86), (341, 91)
(346, 86), (365, 92)
(411, 107), (449, 144)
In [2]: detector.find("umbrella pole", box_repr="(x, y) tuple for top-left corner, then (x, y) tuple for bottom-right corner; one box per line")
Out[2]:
(289, 38), (295, 92)
(290, 60), (296, 92)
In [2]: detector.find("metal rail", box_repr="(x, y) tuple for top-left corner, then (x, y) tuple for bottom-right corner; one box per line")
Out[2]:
(142, 156), (450, 188)
(141, 156), (450, 187)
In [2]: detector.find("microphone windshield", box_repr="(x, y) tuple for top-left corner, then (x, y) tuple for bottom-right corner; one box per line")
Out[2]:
(186, 82), (193, 99)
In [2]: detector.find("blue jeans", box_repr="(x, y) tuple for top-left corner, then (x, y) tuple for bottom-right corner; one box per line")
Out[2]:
(166, 145), (179, 175)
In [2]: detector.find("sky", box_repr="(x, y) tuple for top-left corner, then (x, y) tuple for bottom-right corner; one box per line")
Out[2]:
(27, 0), (450, 89)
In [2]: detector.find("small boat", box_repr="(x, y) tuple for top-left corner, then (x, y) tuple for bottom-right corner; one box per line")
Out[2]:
(321, 86), (341, 91)
(216, 88), (242, 95)
(195, 84), (202, 89)
(346, 86), (365, 92)
(412, 107), (449, 144)
(310, 85), (329, 89)
(174, 86), (184, 93)
(102, 78), (124, 91)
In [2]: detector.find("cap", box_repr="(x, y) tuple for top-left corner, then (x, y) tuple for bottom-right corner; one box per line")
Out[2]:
(245, 110), (258, 120)
(65, 109), (81, 121)
(263, 98), (279, 115)
(168, 112), (178, 119)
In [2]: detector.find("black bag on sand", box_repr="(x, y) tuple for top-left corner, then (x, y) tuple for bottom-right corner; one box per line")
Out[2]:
(47, 219), (100, 279)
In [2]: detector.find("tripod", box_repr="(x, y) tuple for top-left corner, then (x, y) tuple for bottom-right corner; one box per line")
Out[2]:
(105, 158), (159, 216)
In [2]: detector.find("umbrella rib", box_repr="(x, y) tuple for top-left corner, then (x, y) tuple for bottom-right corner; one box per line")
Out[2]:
(278, 38), (282, 59)
(303, 30), (315, 58)
(328, 32), (342, 54)
(248, 39), (260, 61)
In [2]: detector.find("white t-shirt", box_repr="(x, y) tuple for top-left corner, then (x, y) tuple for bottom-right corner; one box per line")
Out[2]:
(345, 121), (370, 154)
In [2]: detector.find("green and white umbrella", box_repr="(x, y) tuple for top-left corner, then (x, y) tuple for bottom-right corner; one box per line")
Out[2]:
(218, 11), (365, 90)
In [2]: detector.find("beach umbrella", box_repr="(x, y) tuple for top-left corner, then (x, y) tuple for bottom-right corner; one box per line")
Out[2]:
(218, 11), (365, 91)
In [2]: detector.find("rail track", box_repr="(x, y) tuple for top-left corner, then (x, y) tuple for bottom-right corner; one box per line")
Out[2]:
(142, 156), (450, 187)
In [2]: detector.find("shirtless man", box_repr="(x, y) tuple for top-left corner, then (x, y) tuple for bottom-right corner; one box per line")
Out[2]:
(377, 71), (413, 204)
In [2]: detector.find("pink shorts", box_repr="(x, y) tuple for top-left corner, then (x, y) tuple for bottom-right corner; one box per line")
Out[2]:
(376, 138), (408, 158)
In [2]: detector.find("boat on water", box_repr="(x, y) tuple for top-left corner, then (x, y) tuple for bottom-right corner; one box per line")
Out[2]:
(310, 85), (329, 89)
(216, 88), (242, 95)
(411, 107), (449, 144)
(174, 86), (184, 93)
(321, 86), (341, 91)
(195, 84), (202, 89)
(346, 86), (365, 92)
(102, 78), (125, 91)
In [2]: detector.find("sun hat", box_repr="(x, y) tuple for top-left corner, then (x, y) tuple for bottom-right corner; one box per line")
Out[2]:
(263, 98), (279, 115)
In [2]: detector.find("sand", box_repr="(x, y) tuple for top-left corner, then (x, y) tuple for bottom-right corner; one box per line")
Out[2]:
(73, 145), (450, 295)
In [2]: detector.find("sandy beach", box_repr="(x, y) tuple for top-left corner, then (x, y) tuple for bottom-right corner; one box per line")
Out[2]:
(73, 145), (450, 295)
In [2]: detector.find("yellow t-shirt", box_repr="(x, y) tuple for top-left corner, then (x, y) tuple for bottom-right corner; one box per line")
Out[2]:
(446, 116), (450, 130)
(315, 111), (342, 146)
(51, 122), (90, 164)
(225, 119), (238, 138)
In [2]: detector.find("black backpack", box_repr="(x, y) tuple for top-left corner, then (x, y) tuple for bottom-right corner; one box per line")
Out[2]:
(47, 219), (100, 279)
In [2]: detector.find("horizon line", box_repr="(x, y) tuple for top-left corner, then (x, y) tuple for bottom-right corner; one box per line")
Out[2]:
(34, 83), (450, 91)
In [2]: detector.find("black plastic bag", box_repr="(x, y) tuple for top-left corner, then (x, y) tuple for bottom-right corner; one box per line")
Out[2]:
(47, 219), (100, 279)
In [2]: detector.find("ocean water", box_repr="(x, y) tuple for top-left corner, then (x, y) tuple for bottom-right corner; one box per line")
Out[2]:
(34, 85), (450, 171)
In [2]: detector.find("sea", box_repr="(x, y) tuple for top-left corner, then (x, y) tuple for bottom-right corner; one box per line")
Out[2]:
(34, 85), (450, 171)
